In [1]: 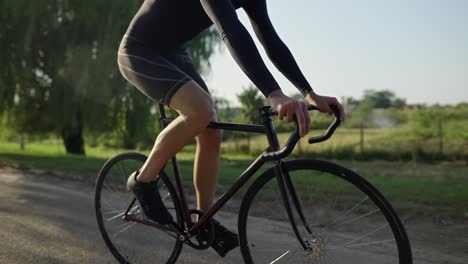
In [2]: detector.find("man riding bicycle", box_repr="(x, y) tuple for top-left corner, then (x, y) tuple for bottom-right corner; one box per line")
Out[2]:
(118, 0), (345, 257)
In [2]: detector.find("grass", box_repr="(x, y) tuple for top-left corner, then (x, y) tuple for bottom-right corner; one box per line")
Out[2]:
(221, 123), (468, 161)
(1, 140), (467, 219)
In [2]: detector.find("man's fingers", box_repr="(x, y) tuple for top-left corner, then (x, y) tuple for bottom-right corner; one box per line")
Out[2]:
(303, 104), (311, 137)
(295, 109), (304, 137)
(299, 109), (310, 137)
(295, 103), (310, 137)
(286, 107), (294, 122)
(277, 105), (285, 120)
(304, 104), (311, 135)
(274, 100), (312, 137)
(322, 102), (333, 115)
(337, 102), (345, 120)
(329, 98), (345, 121)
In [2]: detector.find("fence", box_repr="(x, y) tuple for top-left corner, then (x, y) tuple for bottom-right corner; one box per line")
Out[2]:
(221, 120), (468, 161)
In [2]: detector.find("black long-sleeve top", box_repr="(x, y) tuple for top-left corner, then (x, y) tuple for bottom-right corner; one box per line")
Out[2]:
(125, 0), (313, 97)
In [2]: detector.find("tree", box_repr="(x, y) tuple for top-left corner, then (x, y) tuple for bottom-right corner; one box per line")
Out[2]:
(0, 0), (221, 154)
(0, 0), (138, 153)
(349, 98), (375, 128)
(363, 90), (406, 109)
(213, 96), (234, 122)
(237, 85), (266, 151)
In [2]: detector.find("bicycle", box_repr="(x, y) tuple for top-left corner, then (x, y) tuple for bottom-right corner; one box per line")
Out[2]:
(95, 102), (412, 263)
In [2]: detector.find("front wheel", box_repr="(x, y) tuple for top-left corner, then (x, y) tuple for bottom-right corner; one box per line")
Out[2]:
(238, 159), (412, 264)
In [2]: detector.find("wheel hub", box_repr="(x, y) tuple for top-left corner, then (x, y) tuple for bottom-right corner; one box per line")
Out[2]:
(304, 234), (326, 258)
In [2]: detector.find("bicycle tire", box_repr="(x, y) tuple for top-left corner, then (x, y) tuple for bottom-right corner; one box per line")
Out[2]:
(238, 159), (412, 264)
(95, 152), (183, 264)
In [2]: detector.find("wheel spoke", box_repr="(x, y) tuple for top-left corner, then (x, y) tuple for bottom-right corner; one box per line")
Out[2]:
(345, 239), (396, 248)
(107, 211), (126, 221)
(113, 222), (137, 238)
(118, 163), (128, 184)
(103, 209), (122, 215)
(255, 198), (288, 220)
(269, 250), (290, 264)
(103, 182), (118, 195)
(319, 197), (369, 233)
(330, 209), (381, 228)
(343, 224), (389, 247)
(251, 248), (293, 252)
(101, 198), (120, 212)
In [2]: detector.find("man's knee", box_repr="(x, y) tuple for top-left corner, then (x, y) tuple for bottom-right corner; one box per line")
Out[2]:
(198, 99), (216, 124)
(170, 80), (216, 126)
(197, 128), (223, 145)
(184, 99), (215, 128)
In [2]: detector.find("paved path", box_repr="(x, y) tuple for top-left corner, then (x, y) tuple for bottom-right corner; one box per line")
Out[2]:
(0, 170), (243, 264)
(1, 167), (466, 263)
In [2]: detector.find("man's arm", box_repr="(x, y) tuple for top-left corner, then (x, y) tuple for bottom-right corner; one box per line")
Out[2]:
(243, 0), (313, 97)
(200, 0), (281, 97)
(200, 0), (322, 136)
(243, 0), (345, 120)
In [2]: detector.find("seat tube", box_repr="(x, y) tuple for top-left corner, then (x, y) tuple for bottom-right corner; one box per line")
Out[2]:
(157, 101), (167, 120)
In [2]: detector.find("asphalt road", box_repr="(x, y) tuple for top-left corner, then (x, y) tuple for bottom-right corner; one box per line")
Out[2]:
(1, 167), (466, 264)
(0, 169), (243, 264)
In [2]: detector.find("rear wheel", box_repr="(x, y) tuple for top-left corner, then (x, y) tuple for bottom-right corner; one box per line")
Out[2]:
(95, 152), (183, 263)
(239, 159), (412, 264)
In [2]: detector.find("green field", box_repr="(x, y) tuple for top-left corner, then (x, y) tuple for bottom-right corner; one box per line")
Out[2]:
(1, 140), (467, 219)
(222, 123), (468, 161)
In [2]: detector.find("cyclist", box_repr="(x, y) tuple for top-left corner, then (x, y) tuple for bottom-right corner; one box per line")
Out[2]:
(119, 0), (345, 257)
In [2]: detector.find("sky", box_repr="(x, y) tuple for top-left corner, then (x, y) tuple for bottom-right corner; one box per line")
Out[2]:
(203, 0), (468, 106)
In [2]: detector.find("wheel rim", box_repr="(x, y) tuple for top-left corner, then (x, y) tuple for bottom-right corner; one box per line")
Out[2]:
(95, 153), (182, 263)
(240, 160), (411, 264)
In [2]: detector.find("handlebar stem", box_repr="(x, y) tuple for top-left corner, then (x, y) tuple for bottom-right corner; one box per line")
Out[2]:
(259, 106), (281, 152)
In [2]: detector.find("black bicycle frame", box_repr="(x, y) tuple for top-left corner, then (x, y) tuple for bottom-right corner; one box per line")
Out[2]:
(155, 102), (341, 241)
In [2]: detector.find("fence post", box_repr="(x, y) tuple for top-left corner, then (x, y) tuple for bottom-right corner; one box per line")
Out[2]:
(19, 135), (25, 151)
(438, 118), (443, 158)
(360, 123), (364, 155)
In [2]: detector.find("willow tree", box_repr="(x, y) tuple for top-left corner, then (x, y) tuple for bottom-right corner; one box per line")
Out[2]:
(0, 0), (220, 154)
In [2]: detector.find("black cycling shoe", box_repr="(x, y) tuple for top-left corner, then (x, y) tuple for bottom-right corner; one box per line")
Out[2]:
(126, 171), (173, 225)
(197, 219), (239, 257)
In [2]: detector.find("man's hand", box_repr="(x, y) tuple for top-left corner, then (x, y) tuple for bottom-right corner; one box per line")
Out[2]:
(268, 90), (310, 137)
(305, 91), (345, 121)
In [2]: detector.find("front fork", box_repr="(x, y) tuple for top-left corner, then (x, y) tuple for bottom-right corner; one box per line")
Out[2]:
(274, 160), (313, 251)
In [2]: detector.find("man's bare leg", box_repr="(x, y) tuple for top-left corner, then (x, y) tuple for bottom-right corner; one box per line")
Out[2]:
(194, 127), (222, 212)
(136, 81), (216, 184)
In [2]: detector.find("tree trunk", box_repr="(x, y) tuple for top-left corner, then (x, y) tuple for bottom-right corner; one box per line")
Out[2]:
(62, 110), (85, 155)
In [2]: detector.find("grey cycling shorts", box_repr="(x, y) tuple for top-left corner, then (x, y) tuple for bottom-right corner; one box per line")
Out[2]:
(117, 34), (209, 105)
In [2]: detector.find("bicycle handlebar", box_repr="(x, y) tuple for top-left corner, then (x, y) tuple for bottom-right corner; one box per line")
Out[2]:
(265, 105), (319, 116)
(261, 105), (341, 161)
(308, 105), (341, 144)
(263, 104), (341, 143)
